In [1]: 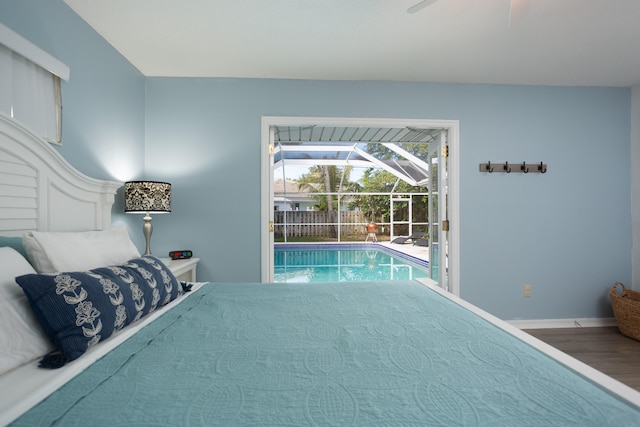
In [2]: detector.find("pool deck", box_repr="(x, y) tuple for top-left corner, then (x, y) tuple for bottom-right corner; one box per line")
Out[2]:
(375, 241), (429, 262)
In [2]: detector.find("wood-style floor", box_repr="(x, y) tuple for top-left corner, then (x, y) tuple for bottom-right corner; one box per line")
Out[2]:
(524, 326), (640, 392)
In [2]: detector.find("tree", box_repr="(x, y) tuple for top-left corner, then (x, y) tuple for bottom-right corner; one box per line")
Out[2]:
(297, 165), (358, 211)
(351, 141), (434, 232)
(297, 165), (359, 238)
(351, 168), (429, 233)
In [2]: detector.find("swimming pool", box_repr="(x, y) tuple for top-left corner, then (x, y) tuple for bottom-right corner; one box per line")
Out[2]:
(274, 244), (432, 283)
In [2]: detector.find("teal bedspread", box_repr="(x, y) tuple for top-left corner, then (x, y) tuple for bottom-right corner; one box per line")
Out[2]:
(13, 281), (640, 426)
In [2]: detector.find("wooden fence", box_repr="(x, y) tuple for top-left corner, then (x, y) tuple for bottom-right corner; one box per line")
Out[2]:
(274, 211), (381, 239)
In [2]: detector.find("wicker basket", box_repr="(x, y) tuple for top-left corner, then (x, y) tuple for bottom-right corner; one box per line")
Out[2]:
(610, 282), (640, 341)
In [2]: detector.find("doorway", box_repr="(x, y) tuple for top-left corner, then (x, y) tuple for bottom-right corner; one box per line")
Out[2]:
(261, 116), (460, 295)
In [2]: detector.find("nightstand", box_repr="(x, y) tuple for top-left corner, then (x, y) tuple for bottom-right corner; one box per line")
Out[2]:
(160, 257), (200, 282)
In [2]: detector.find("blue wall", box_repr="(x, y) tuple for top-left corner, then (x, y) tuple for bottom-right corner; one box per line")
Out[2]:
(2, 1), (633, 321)
(0, 0), (146, 217)
(145, 79), (631, 320)
(1, 0), (146, 246)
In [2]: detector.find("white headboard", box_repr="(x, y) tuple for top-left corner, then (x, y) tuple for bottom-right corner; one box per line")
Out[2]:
(0, 114), (121, 237)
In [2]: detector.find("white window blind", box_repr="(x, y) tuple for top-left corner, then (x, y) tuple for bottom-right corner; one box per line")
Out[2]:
(0, 24), (68, 145)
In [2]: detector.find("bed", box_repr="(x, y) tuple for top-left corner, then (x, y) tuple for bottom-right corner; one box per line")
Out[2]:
(2, 114), (640, 426)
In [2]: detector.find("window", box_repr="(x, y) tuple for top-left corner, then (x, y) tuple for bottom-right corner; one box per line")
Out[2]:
(0, 24), (69, 145)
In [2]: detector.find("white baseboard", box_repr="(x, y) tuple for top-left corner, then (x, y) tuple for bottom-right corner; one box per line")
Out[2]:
(508, 317), (618, 329)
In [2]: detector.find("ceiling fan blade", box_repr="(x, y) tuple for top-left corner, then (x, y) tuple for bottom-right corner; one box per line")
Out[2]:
(407, 0), (439, 15)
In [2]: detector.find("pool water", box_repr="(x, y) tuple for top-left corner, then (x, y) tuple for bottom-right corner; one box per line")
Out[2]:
(274, 244), (432, 283)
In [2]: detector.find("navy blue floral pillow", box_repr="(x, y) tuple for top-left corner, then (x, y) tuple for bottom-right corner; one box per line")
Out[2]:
(16, 256), (182, 368)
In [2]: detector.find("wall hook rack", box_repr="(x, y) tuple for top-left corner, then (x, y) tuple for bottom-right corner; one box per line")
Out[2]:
(479, 161), (547, 174)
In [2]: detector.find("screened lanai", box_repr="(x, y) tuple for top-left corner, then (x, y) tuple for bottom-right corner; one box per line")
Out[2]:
(272, 124), (448, 244)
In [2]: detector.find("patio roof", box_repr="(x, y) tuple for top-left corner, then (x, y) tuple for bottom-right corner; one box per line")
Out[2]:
(273, 125), (444, 187)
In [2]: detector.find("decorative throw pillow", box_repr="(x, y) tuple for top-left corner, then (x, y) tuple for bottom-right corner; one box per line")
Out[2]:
(22, 225), (141, 274)
(0, 247), (54, 375)
(15, 256), (182, 368)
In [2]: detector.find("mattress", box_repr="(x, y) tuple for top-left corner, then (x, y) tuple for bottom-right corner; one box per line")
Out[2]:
(8, 280), (640, 425)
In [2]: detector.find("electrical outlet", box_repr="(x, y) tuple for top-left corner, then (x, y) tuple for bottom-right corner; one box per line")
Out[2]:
(523, 284), (532, 298)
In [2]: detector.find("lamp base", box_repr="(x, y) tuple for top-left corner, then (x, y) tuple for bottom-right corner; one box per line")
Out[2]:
(143, 213), (153, 255)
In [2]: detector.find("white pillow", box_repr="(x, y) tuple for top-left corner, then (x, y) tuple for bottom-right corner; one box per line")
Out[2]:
(0, 247), (54, 375)
(22, 225), (141, 273)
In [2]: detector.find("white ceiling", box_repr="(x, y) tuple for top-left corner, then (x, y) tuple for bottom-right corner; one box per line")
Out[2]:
(64, 0), (640, 87)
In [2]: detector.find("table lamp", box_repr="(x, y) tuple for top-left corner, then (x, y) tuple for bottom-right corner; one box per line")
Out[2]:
(124, 180), (171, 255)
